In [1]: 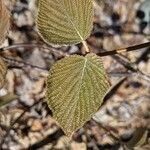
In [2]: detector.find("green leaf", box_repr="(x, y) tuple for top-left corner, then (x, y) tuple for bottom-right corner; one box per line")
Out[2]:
(0, 0), (10, 45)
(36, 0), (93, 45)
(46, 53), (110, 136)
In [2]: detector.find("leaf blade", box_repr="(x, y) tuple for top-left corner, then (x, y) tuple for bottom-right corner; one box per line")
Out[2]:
(46, 53), (110, 136)
(0, 93), (18, 107)
(36, 0), (93, 45)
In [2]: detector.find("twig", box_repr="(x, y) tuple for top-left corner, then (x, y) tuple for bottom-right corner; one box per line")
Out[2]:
(0, 43), (68, 57)
(27, 128), (64, 150)
(108, 71), (136, 77)
(98, 41), (150, 57)
(94, 41), (150, 82)
(1, 41), (149, 58)
(82, 41), (90, 53)
(94, 121), (128, 150)
(0, 42), (150, 82)
(111, 55), (150, 82)
(2, 56), (48, 71)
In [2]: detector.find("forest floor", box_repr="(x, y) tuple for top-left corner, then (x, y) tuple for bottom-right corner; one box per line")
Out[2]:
(0, 0), (150, 150)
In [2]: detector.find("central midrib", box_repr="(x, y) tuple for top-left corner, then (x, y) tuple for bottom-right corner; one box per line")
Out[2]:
(61, 1), (84, 41)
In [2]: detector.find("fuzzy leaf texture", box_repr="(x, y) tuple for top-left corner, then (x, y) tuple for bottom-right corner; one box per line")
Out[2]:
(36, 0), (93, 45)
(0, 0), (10, 45)
(46, 53), (110, 136)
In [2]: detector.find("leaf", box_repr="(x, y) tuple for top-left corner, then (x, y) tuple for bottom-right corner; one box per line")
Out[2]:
(126, 128), (148, 149)
(46, 53), (110, 136)
(0, 0), (10, 45)
(36, 0), (93, 45)
(0, 93), (19, 107)
(0, 57), (7, 89)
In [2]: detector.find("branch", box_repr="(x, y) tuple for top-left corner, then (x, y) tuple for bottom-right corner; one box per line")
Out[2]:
(0, 43), (68, 57)
(2, 56), (48, 71)
(94, 42), (150, 82)
(1, 41), (149, 57)
(1, 42), (150, 82)
(27, 128), (64, 150)
(98, 42), (150, 57)
(94, 121), (128, 149)
(111, 55), (150, 82)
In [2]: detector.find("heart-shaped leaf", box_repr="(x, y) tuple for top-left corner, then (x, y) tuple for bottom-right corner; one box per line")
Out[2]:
(37, 0), (93, 45)
(46, 53), (110, 136)
(0, 0), (10, 45)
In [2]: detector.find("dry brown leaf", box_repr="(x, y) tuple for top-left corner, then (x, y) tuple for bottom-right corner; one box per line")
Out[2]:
(0, 0), (10, 45)
(0, 57), (7, 89)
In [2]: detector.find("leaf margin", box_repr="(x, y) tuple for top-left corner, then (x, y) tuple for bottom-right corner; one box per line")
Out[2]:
(46, 53), (110, 136)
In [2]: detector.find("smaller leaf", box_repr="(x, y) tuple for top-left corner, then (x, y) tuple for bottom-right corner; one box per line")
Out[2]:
(36, 0), (93, 45)
(0, 93), (18, 107)
(0, 0), (10, 45)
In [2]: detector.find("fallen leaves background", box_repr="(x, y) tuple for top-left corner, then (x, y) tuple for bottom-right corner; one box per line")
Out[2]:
(0, 0), (149, 150)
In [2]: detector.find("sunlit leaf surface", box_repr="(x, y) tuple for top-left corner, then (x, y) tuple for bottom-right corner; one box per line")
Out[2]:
(46, 53), (110, 136)
(37, 0), (93, 45)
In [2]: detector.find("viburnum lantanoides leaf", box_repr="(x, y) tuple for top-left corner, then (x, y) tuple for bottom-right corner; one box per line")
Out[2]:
(36, 0), (93, 45)
(46, 53), (110, 136)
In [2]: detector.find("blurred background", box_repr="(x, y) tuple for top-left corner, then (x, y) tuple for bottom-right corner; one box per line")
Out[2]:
(0, 0), (150, 149)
